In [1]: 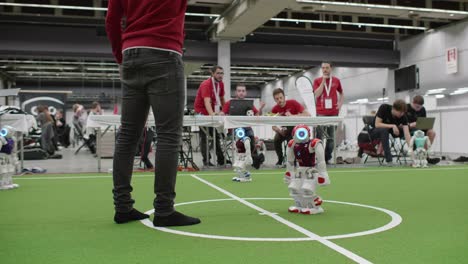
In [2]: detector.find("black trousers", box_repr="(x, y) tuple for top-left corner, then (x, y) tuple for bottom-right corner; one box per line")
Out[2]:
(112, 48), (184, 216)
(369, 128), (392, 162)
(199, 127), (225, 165)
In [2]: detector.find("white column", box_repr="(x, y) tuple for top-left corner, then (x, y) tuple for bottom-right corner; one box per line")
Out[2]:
(218, 39), (231, 101)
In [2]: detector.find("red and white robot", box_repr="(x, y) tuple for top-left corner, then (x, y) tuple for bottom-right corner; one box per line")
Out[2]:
(284, 124), (330, 214)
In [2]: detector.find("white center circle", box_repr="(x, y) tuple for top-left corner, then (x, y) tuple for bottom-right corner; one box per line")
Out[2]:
(140, 198), (402, 242)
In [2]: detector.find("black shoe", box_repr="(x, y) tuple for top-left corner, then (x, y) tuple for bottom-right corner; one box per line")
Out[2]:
(142, 158), (154, 169)
(153, 211), (201, 227)
(453, 156), (468, 162)
(203, 162), (215, 167)
(427, 158), (441, 165)
(114, 209), (149, 224)
(218, 159), (232, 166)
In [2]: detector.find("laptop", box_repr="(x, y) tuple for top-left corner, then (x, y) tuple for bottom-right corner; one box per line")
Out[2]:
(415, 117), (435, 130)
(229, 99), (254, 116)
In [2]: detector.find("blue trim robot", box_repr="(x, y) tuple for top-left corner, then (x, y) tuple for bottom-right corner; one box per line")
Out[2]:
(285, 124), (330, 214)
(232, 127), (253, 182)
(409, 130), (432, 168)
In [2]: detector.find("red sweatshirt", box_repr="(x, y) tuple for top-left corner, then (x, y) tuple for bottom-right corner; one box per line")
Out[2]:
(105, 0), (187, 64)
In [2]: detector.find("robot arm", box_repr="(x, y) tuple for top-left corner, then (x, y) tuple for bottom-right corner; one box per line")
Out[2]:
(284, 139), (295, 184)
(408, 135), (415, 154)
(425, 136), (432, 152)
(312, 140), (330, 186)
(243, 137), (253, 164)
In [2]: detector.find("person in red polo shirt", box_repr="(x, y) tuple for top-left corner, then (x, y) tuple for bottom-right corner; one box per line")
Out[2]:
(106, 0), (200, 227)
(271, 88), (310, 167)
(194, 65), (228, 167)
(313, 62), (345, 164)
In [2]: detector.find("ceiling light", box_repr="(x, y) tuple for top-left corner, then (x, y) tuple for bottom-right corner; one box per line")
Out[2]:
(435, 94), (445, 99)
(426, 88), (446, 95)
(270, 17), (426, 30)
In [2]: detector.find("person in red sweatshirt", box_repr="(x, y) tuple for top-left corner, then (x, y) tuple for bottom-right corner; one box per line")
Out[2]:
(106, 0), (200, 227)
(313, 62), (344, 164)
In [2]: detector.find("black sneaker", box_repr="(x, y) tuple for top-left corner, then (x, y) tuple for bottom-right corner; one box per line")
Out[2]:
(427, 158), (441, 165)
(153, 211), (201, 227)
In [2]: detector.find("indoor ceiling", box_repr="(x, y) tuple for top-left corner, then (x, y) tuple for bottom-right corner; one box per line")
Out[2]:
(1, 0), (467, 86)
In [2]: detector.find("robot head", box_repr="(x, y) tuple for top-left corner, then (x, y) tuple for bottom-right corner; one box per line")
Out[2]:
(292, 124), (311, 143)
(235, 128), (246, 140)
(414, 130), (425, 138)
(0, 125), (16, 138)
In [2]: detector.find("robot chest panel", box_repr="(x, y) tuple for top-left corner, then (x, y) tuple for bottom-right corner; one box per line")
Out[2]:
(294, 143), (315, 166)
(236, 140), (246, 153)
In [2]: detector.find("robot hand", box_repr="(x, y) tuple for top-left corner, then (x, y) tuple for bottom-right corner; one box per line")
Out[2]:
(284, 171), (294, 184)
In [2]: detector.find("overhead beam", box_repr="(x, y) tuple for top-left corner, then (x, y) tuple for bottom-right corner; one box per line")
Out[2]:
(211, 0), (291, 40)
(0, 24), (399, 68)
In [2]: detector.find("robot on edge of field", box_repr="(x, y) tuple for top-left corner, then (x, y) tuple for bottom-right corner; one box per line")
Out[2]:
(409, 130), (431, 168)
(232, 127), (253, 183)
(0, 126), (19, 190)
(284, 124), (330, 215)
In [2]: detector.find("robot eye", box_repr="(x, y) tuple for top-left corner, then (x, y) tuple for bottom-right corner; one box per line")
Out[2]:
(295, 127), (308, 140)
(0, 128), (8, 137)
(236, 129), (245, 138)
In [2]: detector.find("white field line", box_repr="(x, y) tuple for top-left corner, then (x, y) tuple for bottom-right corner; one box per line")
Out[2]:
(190, 174), (373, 264)
(13, 166), (468, 180)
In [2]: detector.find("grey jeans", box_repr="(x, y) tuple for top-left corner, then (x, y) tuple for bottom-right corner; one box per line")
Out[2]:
(315, 125), (335, 162)
(112, 48), (185, 216)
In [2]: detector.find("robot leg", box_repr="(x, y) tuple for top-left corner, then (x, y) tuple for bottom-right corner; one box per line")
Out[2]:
(287, 176), (304, 213)
(300, 170), (324, 215)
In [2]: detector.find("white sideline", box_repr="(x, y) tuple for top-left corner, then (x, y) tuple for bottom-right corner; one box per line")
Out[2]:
(190, 174), (373, 264)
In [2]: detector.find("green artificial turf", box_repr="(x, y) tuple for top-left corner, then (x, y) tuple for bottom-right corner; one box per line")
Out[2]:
(1, 166), (467, 264)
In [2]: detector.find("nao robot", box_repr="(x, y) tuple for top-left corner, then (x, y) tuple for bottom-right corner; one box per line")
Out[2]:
(0, 126), (19, 190)
(284, 124), (330, 214)
(232, 127), (253, 182)
(409, 130), (431, 168)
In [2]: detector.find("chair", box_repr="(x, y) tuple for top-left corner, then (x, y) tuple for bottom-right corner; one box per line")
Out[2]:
(389, 134), (408, 165)
(358, 116), (383, 165)
(178, 126), (199, 170)
(73, 123), (96, 155)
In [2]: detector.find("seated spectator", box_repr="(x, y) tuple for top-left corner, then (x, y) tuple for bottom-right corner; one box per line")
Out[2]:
(271, 88), (310, 167)
(252, 136), (266, 169)
(370, 99), (411, 166)
(89, 101), (103, 115)
(406, 95), (439, 164)
(72, 104), (87, 132)
(36, 105), (58, 156)
(55, 109), (71, 148)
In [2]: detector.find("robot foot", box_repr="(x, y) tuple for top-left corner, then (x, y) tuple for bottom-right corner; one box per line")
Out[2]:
(232, 176), (252, 183)
(300, 207), (324, 215)
(288, 206), (301, 213)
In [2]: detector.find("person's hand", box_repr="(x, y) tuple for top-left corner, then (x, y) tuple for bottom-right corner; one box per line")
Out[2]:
(285, 111), (292, 116)
(392, 125), (400, 136)
(218, 112), (225, 116)
(280, 127), (287, 136)
(259, 101), (266, 109)
(410, 122), (416, 128)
